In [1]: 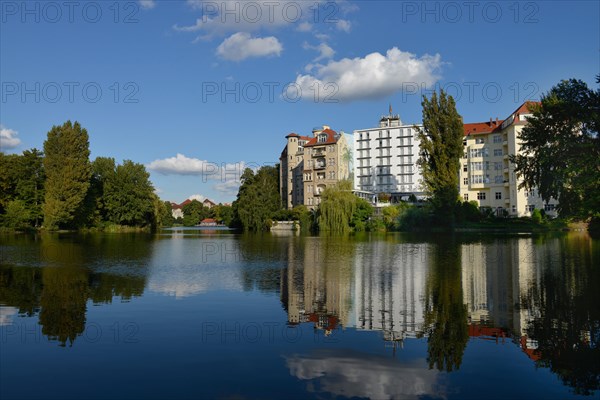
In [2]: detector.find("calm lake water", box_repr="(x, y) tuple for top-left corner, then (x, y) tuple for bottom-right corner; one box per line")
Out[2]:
(1, 229), (598, 399)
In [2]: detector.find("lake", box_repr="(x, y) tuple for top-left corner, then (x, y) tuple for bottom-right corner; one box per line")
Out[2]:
(1, 229), (598, 399)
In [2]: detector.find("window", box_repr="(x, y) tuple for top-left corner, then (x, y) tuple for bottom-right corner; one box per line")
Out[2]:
(463, 194), (469, 201)
(512, 205), (516, 213)
(475, 137), (485, 144)
(544, 204), (556, 211)
(495, 192), (502, 200)
(318, 134), (327, 143)
(494, 162), (502, 170)
(495, 175), (503, 183)
(463, 164), (468, 172)
(526, 204), (536, 212)
(493, 135), (502, 143)
(470, 162), (483, 171)
(463, 178), (468, 185)
(471, 175), (484, 184)
(477, 192), (486, 200)
(494, 149), (503, 156)
(469, 148), (489, 158)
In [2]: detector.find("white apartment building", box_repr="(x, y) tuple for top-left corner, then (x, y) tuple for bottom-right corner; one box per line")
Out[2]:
(460, 102), (558, 217)
(353, 109), (425, 202)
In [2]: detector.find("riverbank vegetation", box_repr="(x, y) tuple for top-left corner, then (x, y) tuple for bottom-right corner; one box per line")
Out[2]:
(0, 121), (172, 231)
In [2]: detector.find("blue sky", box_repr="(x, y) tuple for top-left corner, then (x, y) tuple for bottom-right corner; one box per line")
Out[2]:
(1, 0), (598, 203)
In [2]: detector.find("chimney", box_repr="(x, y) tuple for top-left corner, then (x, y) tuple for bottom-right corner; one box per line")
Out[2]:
(495, 117), (499, 126)
(489, 117), (493, 126)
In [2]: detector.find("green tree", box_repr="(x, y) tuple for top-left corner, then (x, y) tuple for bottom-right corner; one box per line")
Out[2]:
(88, 157), (117, 224)
(42, 121), (92, 229)
(3, 200), (31, 230)
(213, 203), (234, 226)
(0, 149), (45, 228)
(0, 153), (20, 213)
(182, 199), (208, 226)
(103, 160), (155, 226)
(511, 79), (600, 219)
(233, 166), (281, 231)
(157, 200), (175, 227)
(350, 197), (373, 231)
(416, 90), (464, 226)
(15, 149), (45, 226)
(318, 180), (358, 233)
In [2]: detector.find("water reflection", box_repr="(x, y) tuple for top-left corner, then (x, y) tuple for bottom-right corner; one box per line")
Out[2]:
(278, 233), (599, 396)
(0, 233), (151, 346)
(421, 238), (468, 372)
(286, 349), (444, 399)
(0, 231), (598, 397)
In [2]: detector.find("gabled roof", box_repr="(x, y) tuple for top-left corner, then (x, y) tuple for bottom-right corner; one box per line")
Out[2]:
(304, 129), (341, 147)
(463, 120), (504, 136)
(463, 101), (541, 136)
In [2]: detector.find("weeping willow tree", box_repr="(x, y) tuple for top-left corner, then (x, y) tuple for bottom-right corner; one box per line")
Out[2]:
(317, 180), (357, 233)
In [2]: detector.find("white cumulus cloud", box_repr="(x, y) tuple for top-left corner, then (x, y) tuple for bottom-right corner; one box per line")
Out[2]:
(174, 1), (357, 41)
(336, 19), (351, 33)
(139, 0), (156, 10)
(289, 47), (442, 102)
(0, 126), (21, 150)
(303, 42), (335, 62)
(217, 32), (283, 61)
(188, 194), (206, 202)
(147, 153), (247, 181)
(296, 21), (313, 32)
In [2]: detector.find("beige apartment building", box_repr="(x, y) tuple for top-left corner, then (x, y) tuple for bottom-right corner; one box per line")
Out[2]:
(460, 102), (558, 217)
(280, 126), (349, 209)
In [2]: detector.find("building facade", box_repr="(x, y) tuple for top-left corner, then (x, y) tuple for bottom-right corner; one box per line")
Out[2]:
(280, 126), (349, 210)
(460, 102), (558, 217)
(353, 110), (425, 202)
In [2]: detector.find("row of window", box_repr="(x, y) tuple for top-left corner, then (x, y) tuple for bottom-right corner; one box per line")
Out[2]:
(358, 128), (415, 141)
(468, 135), (503, 145)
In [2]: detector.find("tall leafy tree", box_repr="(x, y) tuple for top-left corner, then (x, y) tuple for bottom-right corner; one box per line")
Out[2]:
(416, 90), (464, 226)
(16, 149), (45, 226)
(88, 157), (117, 224)
(318, 180), (359, 233)
(182, 200), (209, 226)
(103, 160), (155, 226)
(233, 166), (281, 231)
(511, 78), (600, 219)
(43, 121), (91, 229)
(0, 149), (45, 228)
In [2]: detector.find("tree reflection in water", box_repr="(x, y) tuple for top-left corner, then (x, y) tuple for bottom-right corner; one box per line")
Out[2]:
(0, 233), (150, 347)
(420, 237), (469, 372)
(524, 234), (600, 395)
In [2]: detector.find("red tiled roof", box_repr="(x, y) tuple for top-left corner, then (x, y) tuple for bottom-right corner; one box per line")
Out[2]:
(304, 129), (341, 147)
(201, 218), (216, 223)
(203, 199), (215, 206)
(464, 120), (504, 136)
(463, 101), (541, 136)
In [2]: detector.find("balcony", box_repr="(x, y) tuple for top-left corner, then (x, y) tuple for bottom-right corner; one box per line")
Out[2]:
(504, 198), (510, 203)
(312, 149), (326, 157)
(314, 162), (326, 170)
(504, 181), (510, 187)
(503, 167), (509, 174)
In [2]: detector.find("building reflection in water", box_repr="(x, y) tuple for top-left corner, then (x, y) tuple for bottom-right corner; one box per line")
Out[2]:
(283, 237), (354, 335)
(281, 234), (599, 394)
